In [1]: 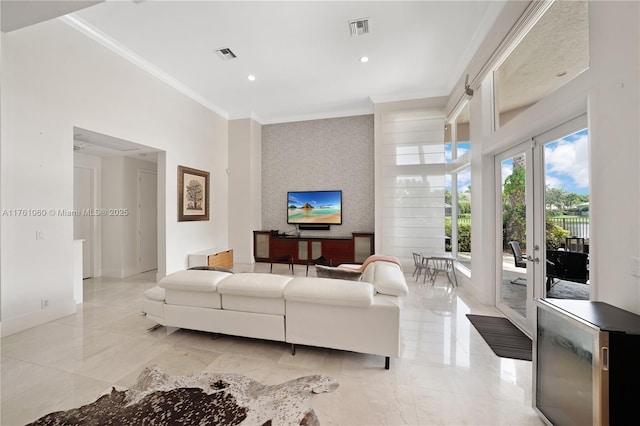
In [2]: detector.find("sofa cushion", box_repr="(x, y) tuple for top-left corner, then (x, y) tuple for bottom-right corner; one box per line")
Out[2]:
(159, 270), (232, 292)
(284, 277), (374, 308)
(144, 285), (165, 301)
(217, 273), (293, 298)
(315, 265), (362, 281)
(371, 262), (409, 296)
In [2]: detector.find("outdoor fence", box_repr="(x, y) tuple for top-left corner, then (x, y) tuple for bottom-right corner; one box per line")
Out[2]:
(452, 216), (588, 248)
(549, 217), (589, 238)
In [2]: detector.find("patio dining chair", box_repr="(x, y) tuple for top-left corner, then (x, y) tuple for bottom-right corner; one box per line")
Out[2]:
(508, 241), (527, 285)
(423, 256), (458, 287)
(412, 252), (428, 282)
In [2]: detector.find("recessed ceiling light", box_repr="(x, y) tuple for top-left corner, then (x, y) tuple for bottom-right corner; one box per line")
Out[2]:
(247, 74), (256, 81)
(360, 56), (369, 63)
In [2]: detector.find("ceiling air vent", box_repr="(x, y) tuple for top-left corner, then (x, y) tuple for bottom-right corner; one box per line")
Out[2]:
(215, 47), (237, 60)
(349, 18), (369, 36)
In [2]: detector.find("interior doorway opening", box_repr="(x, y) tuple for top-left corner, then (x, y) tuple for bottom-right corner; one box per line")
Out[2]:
(73, 127), (163, 280)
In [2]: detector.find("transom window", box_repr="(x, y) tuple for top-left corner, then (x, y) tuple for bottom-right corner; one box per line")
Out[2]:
(494, 0), (589, 128)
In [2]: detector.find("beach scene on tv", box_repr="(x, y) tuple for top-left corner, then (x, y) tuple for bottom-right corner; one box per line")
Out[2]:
(287, 191), (342, 224)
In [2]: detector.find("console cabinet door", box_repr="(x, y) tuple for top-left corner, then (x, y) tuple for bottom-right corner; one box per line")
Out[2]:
(254, 231), (271, 261)
(271, 238), (297, 261)
(311, 241), (322, 259)
(353, 233), (374, 263)
(298, 241), (308, 261)
(297, 240), (325, 262)
(322, 240), (353, 265)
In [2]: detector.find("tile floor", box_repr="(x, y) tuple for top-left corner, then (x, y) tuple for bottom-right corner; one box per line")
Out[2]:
(1, 263), (545, 425)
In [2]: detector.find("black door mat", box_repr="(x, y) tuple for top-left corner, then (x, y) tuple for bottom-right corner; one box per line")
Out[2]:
(466, 314), (532, 361)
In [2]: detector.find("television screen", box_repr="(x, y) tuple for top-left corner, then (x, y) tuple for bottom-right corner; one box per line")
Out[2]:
(287, 190), (342, 225)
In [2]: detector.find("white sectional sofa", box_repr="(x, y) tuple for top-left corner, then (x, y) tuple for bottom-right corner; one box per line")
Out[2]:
(142, 257), (408, 369)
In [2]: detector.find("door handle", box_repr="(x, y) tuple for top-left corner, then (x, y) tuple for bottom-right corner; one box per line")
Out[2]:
(526, 255), (540, 263)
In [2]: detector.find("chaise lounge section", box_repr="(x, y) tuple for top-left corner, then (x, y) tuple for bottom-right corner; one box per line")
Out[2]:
(142, 256), (408, 369)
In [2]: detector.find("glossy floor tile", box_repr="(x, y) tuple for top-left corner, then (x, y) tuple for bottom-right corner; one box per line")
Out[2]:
(1, 264), (545, 425)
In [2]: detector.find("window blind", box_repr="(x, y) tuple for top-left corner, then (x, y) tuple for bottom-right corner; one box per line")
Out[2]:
(378, 108), (446, 263)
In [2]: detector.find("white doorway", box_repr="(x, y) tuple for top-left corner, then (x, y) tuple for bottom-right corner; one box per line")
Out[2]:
(138, 170), (158, 273)
(74, 166), (94, 278)
(73, 126), (162, 278)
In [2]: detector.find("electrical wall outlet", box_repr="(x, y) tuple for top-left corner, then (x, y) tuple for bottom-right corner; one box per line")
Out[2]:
(36, 230), (44, 240)
(40, 299), (49, 309)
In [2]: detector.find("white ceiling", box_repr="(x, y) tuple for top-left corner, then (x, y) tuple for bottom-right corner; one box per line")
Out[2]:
(2, 0), (510, 158)
(56, 0), (506, 124)
(3, 1), (587, 158)
(0, 0), (103, 32)
(73, 126), (160, 161)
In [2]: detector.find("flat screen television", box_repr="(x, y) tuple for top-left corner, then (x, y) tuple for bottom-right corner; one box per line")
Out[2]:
(287, 190), (342, 225)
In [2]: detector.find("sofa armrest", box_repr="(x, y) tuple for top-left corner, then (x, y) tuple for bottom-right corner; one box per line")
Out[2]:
(369, 262), (409, 296)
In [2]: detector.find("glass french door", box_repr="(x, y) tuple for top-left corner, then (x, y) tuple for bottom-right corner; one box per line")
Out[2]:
(496, 115), (589, 334)
(496, 143), (538, 333)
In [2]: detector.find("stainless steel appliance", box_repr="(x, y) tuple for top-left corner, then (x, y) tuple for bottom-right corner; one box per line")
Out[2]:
(535, 299), (640, 425)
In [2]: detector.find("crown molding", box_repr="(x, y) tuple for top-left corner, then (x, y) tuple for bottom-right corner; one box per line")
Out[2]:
(60, 14), (230, 120)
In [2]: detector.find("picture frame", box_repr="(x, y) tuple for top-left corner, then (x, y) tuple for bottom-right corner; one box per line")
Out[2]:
(178, 165), (210, 222)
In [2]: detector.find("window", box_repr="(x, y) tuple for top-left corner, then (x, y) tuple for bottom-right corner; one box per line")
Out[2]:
(494, 0), (589, 128)
(445, 103), (472, 272)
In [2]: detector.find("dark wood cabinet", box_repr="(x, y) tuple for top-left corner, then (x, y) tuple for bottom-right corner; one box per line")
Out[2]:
(253, 231), (373, 265)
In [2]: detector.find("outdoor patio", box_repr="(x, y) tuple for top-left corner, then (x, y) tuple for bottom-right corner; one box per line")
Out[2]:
(500, 253), (589, 317)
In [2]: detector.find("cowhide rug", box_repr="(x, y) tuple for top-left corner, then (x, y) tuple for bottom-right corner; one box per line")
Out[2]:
(28, 366), (338, 426)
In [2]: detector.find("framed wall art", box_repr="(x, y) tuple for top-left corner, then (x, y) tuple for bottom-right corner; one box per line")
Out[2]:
(178, 165), (209, 221)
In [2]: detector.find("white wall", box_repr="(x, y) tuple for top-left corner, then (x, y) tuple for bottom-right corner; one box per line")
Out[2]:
(1, 19), (229, 336)
(586, 0), (640, 312)
(101, 156), (125, 277)
(466, 1), (640, 312)
(0, 3), (4, 322)
(228, 118), (262, 264)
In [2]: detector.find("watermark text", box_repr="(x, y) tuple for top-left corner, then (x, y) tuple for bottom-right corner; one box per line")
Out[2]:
(2, 208), (130, 217)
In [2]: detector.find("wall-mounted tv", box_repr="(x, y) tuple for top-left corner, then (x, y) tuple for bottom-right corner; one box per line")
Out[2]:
(287, 190), (342, 225)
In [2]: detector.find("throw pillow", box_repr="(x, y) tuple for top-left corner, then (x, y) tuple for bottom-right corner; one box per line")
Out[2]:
(315, 265), (362, 281)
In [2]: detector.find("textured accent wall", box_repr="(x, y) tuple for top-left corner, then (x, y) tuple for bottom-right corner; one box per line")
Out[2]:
(262, 115), (374, 237)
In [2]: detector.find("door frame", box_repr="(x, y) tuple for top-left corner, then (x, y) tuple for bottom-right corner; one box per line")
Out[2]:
(137, 169), (158, 274)
(73, 165), (100, 279)
(532, 114), (590, 302)
(494, 140), (541, 334)
(494, 114), (589, 335)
